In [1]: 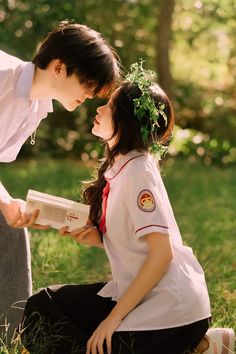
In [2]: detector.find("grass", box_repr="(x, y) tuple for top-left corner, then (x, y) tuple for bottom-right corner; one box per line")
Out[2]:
(0, 157), (235, 351)
(162, 158), (236, 330)
(1, 158), (108, 289)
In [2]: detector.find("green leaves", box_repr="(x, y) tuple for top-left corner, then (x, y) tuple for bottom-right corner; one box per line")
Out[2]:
(126, 59), (168, 157)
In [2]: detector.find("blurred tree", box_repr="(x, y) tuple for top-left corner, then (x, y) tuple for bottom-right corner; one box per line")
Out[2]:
(156, 0), (175, 99)
(0, 0), (235, 164)
(172, 0), (236, 145)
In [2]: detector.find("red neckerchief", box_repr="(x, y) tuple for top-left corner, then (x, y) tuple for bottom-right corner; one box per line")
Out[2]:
(99, 181), (110, 234)
(99, 154), (144, 234)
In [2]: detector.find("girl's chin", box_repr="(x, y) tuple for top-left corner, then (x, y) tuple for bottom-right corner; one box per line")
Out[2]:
(91, 128), (114, 143)
(91, 127), (101, 138)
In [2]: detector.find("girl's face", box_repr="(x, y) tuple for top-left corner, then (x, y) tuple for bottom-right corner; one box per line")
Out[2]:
(92, 90), (118, 145)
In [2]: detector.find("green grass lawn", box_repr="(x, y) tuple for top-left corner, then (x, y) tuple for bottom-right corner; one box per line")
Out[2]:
(1, 157), (235, 333)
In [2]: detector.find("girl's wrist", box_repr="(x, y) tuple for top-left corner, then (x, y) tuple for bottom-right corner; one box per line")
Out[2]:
(109, 306), (125, 322)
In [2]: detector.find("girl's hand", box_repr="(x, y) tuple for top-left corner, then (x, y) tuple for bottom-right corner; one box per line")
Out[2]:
(86, 314), (122, 354)
(0, 198), (49, 229)
(60, 221), (103, 248)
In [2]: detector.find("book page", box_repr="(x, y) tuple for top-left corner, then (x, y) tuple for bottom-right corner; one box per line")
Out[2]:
(40, 204), (67, 223)
(26, 190), (90, 231)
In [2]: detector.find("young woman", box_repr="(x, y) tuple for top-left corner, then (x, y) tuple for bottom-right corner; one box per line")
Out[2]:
(23, 63), (211, 354)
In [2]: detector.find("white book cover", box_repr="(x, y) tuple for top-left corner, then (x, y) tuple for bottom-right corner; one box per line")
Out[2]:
(26, 189), (90, 231)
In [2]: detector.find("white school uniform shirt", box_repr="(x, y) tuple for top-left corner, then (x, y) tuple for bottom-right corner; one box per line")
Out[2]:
(98, 150), (211, 331)
(0, 50), (53, 163)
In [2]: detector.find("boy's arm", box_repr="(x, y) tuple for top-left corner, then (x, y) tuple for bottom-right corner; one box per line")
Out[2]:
(0, 181), (11, 203)
(0, 181), (44, 229)
(0, 181), (29, 227)
(0, 181), (26, 226)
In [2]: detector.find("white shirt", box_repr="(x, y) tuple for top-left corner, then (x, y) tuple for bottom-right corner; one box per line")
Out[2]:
(98, 150), (211, 331)
(0, 50), (53, 163)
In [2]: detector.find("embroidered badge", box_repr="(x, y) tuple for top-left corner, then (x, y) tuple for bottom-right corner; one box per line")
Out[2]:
(137, 189), (156, 212)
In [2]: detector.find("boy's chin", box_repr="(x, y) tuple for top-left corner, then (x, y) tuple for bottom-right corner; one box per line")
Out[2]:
(64, 104), (77, 112)
(59, 101), (78, 111)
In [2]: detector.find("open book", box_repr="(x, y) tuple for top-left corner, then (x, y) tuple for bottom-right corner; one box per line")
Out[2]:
(26, 189), (90, 231)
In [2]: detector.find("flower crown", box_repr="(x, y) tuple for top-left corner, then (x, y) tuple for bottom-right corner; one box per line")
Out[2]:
(125, 59), (168, 157)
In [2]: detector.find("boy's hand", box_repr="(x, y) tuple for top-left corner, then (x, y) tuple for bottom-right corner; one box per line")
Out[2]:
(0, 198), (49, 229)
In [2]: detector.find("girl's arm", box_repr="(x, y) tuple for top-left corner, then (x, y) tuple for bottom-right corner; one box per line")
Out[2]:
(60, 224), (104, 249)
(109, 232), (172, 319)
(86, 232), (173, 354)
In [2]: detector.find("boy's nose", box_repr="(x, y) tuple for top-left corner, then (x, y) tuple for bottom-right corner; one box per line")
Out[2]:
(80, 94), (93, 103)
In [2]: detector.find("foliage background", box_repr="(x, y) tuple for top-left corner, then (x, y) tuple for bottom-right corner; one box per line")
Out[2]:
(0, 0), (236, 164)
(0, 0), (235, 342)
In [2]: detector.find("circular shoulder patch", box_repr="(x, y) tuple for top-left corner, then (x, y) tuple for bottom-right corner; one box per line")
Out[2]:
(137, 189), (156, 212)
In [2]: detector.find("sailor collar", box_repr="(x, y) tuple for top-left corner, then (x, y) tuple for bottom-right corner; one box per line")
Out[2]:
(105, 150), (145, 181)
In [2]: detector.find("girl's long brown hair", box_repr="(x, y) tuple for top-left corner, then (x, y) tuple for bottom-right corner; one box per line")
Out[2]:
(83, 82), (175, 227)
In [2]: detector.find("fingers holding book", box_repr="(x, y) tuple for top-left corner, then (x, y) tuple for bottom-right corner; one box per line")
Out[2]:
(11, 208), (50, 230)
(59, 222), (104, 249)
(1, 197), (50, 229)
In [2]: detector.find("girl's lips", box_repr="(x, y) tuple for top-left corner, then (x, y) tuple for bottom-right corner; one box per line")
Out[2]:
(94, 115), (100, 124)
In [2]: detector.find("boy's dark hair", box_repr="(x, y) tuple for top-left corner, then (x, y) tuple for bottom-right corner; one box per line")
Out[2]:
(83, 82), (175, 227)
(32, 20), (120, 96)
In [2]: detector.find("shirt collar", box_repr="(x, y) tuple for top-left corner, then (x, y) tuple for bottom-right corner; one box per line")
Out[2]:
(105, 150), (146, 181)
(15, 61), (53, 115)
(15, 61), (35, 99)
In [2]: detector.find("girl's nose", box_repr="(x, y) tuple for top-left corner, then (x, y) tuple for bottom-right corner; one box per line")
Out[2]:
(96, 105), (104, 113)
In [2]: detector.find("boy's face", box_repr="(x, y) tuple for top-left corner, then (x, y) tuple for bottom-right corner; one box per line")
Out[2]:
(52, 61), (94, 111)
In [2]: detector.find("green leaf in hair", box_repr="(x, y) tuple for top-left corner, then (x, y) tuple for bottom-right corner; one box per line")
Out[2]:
(125, 59), (168, 157)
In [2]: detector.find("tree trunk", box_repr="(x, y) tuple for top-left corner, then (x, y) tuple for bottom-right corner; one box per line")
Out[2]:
(156, 0), (175, 100)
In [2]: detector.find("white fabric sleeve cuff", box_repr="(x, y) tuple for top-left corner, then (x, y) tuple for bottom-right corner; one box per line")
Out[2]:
(0, 182), (11, 203)
(135, 224), (169, 239)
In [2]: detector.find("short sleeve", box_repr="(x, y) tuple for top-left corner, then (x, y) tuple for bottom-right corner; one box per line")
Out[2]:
(0, 50), (21, 95)
(124, 163), (170, 239)
(0, 69), (13, 95)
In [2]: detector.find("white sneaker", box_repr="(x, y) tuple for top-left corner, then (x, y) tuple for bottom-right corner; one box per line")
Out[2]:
(203, 328), (235, 354)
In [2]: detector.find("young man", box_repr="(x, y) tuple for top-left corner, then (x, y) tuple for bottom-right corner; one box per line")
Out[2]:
(0, 20), (120, 339)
